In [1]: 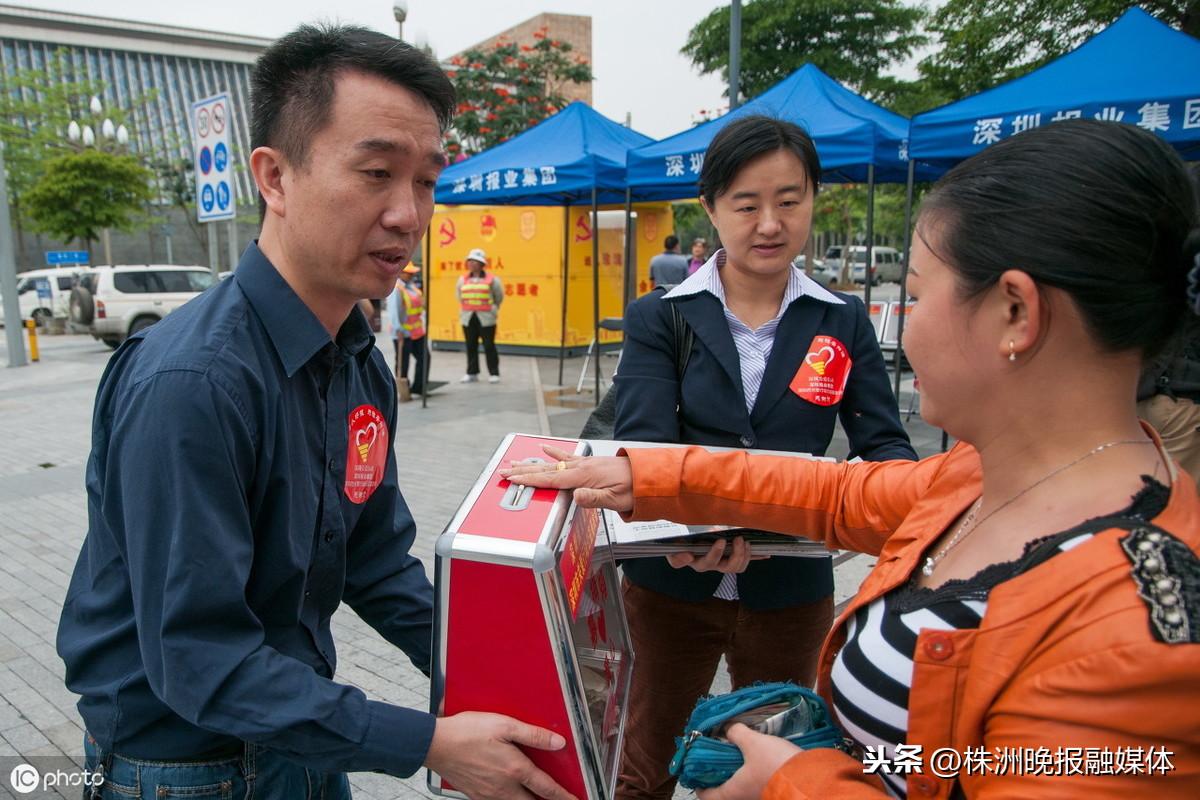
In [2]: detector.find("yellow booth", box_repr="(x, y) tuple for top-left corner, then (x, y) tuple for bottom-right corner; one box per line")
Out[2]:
(426, 203), (674, 355)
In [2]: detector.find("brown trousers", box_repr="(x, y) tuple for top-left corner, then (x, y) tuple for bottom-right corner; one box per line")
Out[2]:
(616, 580), (834, 800)
(1139, 394), (1200, 482)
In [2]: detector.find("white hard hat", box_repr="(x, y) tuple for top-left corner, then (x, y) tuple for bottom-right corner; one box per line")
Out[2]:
(466, 248), (488, 264)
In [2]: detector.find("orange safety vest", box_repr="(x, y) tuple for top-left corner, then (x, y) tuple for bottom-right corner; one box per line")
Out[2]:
(459, 274), (495, 313)
(401, 284), (425, 339)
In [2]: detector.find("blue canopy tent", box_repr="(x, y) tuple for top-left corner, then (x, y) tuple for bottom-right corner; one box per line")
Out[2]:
(434, 102), (655, 398)
(889, 8), (1200, 393)
(626, 64), (916, 196)
(437, 101), (654, 205)
(625, 64), (923, 307)
(909, 8), (1200, 166)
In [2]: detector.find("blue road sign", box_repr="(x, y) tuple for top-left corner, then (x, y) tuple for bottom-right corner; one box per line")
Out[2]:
(44, 250), (89, 266)
(193, 92), (236, 223)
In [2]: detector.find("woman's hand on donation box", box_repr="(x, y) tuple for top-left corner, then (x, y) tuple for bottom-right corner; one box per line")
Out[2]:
(696, 723), (803, 800)
(424, 711), (578, 800)
(500, 446), (634, 513)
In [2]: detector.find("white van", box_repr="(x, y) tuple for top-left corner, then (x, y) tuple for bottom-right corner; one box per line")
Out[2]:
(0, 267), (91, 325)
(823, 246), (903, 285)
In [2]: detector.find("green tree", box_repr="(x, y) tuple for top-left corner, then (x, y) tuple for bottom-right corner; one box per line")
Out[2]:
(682, 0), (927, 103)
(150, 154), (207, 247)
(23, 149), (154, 250)
(0, 48), (169, 262)
(670, 201), (715, 252)
(921, 1), (1199, 99)
(445, 27), (593, 156)
(0, 52), (114, 221)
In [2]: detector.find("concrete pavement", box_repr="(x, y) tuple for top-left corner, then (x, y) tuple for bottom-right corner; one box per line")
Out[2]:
(0, 329), (937, 799)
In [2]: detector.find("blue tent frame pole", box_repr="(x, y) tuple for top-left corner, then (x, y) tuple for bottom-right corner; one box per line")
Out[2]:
(623, 187), (634, 312)
(592, 187), (601, 405)
(863, 164), (875, 309)
(558, 205), (570, 386)
(893, 159), (915, 399)
(422, 232), (431, 409)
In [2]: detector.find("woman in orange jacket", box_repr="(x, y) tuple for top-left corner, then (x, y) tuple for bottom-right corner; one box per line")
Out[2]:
(503, 119), (1200, 799)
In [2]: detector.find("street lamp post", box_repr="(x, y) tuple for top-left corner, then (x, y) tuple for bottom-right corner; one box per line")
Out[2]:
(729, 0), (742, 110)
(393, 0), (407, 40)
(67, 95), (129, 266)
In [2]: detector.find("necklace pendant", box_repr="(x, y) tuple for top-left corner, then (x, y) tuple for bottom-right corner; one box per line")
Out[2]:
(922, 557), (936, 577)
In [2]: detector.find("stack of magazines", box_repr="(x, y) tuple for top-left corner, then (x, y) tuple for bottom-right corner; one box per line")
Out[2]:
(583, 439), (837, 560)
(603, 514), (832, 559)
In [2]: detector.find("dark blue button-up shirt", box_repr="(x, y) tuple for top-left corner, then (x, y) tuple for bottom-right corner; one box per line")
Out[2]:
(58, 243), (436, 777)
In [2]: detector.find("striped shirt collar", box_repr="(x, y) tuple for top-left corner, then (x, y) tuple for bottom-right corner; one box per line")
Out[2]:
(663, 248), (845, 310)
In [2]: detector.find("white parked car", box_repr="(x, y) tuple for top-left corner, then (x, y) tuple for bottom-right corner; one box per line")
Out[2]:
(792, 255), (835, 288)
(70, 265), (215, 348)
(0, 267), (91, 325)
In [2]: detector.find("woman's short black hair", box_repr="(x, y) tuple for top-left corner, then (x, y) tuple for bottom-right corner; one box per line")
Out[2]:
(698, 115), (821, 206)
(920, 119), (1200, 356)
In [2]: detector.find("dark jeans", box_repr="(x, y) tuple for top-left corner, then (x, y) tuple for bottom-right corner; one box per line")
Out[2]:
(83, 732), (351, 799)
(463, 315), (499, 377)
(615, 580), (834, 800)
(399, 335), (426, 393)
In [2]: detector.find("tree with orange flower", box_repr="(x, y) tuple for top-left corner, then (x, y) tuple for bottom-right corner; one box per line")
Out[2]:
(444, 27), (593, 157)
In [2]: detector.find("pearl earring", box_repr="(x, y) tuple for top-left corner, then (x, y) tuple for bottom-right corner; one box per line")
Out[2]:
(1008, 341), (1016, 362)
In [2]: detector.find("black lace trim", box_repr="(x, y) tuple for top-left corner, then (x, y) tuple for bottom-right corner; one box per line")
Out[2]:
(890, 476), (1170, 615)
(1120, 526), (1200, 644)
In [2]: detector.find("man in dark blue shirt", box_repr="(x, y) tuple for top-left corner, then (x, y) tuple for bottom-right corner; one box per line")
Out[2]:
(58, 23), (574, 800)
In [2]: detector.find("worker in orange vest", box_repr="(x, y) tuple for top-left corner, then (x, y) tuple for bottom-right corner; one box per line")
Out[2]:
(387, 264), (426, 395)
(456, 247), (504, 383)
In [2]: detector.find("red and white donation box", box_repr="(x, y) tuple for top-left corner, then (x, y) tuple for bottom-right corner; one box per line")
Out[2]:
(429, 434), (634, 800)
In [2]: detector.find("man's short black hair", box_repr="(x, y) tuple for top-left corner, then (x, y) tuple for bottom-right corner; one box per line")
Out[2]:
(251, 23), (456, 214)
(664, 235), (680, 251)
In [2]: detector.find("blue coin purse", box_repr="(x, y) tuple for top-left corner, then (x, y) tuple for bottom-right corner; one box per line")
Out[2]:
(668, 682), (845, 789)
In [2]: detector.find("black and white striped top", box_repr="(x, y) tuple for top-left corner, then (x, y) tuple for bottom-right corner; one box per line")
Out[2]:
(830, 480), (1169, 798)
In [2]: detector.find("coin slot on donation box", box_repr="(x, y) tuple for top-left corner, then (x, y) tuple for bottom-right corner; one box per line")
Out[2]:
(431, 434), (634, 800)
(500, 458), (546, 511)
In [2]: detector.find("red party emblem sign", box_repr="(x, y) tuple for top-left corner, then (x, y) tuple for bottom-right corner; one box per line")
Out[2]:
(344, 404), (388, 503)
(574, 213), (592, 242)
(790, 335), (852, 407)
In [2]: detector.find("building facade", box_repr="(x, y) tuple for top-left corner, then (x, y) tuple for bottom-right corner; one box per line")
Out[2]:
(0, 3), (269, 268)
(448, 12), (593, 105)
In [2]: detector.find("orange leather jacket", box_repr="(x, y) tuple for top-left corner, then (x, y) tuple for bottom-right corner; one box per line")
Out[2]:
(624, 438), (1199, 798)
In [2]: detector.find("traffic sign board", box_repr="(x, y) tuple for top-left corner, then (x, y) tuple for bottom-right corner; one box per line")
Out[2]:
(192, 93), (236, 223)
(44, 250), (89, 266)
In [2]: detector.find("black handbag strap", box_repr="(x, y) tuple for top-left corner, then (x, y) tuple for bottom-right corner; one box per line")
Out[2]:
(579, 293), (693, 440)
(668, 299), (694, 381)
